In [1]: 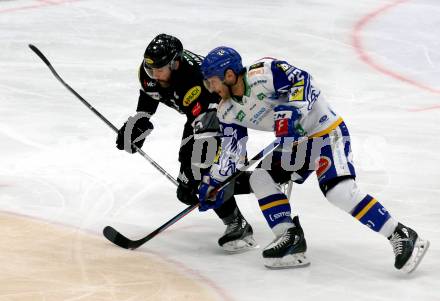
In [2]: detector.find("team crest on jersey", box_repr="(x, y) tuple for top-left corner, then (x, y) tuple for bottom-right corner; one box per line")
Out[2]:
(183, 86), (202, 106)
(316, 156), (331, 179)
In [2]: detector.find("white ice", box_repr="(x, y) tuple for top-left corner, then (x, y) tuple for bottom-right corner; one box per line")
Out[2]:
(1, 0), (439, 300)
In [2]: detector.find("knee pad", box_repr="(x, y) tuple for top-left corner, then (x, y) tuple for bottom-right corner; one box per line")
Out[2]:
(250, 169), (282, 199)
(325, 179), (365, 213)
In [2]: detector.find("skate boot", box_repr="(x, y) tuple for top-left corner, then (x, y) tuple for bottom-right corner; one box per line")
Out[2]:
(388, 223), (430, 273)
(218, 212), (258, 253)
(262, 217), (310, 269)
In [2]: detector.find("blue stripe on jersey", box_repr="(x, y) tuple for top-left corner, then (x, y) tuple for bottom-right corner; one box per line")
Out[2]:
(270, 60), (312, 98)
(270, 60), (293, 93)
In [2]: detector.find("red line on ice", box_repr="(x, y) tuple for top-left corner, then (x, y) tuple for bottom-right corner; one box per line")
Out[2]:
(351, 0), (440, 111)
(0, 0), (80, 13)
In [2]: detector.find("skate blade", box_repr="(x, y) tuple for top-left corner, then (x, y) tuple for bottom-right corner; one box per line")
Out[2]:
(401, 237), (430, 274)
(264, 253), (310, 269)
(222, 236), (259, 253)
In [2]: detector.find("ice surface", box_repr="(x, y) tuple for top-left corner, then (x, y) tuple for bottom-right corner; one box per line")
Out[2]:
(1, 0), (439, 300)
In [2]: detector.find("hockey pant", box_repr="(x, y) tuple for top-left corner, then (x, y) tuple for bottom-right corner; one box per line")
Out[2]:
(250, 121), (397, 238)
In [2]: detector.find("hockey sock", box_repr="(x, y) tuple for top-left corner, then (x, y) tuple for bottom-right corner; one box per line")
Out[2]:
(326, 179), (398, 237)
(351, 194), (394, 233)
(258, 193), (293, 229)
(250, 169), (295, 235)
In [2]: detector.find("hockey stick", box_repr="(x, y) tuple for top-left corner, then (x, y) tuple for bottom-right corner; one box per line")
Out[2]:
(28, 44), (178, 186)
(103, 204), (198, 250)
(29, 44), (301, 249)
(101, 138), (283, 249)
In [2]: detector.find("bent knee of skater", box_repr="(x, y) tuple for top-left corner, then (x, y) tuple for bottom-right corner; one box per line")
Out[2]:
(249, 169), (273, 187)
(325, 178), (365, 213)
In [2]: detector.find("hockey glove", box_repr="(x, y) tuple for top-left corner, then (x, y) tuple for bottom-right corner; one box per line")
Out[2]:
(116, 117), (153, 153)
(177, 182), (199, 206)
(273, 105), (302, 139)
(198, 175), (225, 212)
(176, 165), (199, 206)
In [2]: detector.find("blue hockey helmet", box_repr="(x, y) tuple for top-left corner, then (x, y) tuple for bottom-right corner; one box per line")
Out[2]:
(201, 46), (243, 80)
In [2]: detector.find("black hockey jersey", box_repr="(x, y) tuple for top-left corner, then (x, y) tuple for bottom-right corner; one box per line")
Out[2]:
(136, 49), (221, 138)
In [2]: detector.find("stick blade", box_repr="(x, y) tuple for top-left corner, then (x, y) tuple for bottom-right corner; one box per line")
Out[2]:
(103, 226), (134, 250)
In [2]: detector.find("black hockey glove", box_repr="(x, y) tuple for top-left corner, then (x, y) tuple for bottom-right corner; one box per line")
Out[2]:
(176, 165), (200, 206)
(116, 117), (153, 153)
(176, 181), (199, 206)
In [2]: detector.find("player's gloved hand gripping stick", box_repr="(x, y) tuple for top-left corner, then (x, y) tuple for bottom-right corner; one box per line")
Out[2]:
(29, 44), (178, 187)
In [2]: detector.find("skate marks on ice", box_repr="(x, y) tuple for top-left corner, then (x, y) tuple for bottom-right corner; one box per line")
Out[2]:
(0, 212), (220, 301)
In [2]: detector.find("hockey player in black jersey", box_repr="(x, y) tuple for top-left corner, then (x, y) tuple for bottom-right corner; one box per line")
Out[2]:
(116, 34), (255, 252)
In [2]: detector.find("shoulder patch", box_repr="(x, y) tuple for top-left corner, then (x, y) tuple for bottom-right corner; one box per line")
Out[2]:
(249, 62), (264, 71)
(289, 86), (304, 101)
(183, 86), (202, 106)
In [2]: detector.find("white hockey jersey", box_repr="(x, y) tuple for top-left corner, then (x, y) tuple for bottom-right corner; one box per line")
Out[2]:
(211, 58), (343, 182)
(217, 58), (342, 136)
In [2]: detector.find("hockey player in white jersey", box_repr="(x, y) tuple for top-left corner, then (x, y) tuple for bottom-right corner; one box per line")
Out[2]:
(197, 46), (430, 272)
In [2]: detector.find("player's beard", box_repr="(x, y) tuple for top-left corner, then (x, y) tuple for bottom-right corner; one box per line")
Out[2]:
(157, 80), (171, 88)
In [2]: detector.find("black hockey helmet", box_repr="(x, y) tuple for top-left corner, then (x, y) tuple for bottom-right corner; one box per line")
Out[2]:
(144, 33), (183, 69)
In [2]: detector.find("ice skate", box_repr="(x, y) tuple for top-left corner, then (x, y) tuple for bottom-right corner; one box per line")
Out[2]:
(388, 223), (430, 273)
(262, 223), (309, 269)
(218, 213), (258, 253)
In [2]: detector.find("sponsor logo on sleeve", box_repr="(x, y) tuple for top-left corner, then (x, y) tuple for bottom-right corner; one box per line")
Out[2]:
(319, 115), (328, 124)
(289, 86), (304, 101)
(250, 79), (267, 88)
(183, 86), (202, 106)
(192, 102), (202, 116)
(316, 156), (331, 178)
(249, 62), (264, 70)
(221, 102), (234, 120)
(248, 68), (264, 77)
